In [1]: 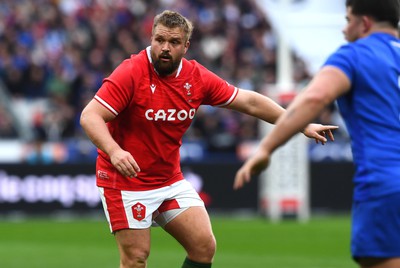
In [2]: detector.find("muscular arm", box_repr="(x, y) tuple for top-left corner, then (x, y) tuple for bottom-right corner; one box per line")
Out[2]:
(226, 67), (343, 142)
(259, 66), (350, 153)
(80, 99), (140, 177)
(233, 66), (351, 189)
(226, 88), (285, 124)
(80, 99), (120, 155)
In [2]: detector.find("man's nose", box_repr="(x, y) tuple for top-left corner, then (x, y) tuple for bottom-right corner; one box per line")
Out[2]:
(161, 42), (170, 52)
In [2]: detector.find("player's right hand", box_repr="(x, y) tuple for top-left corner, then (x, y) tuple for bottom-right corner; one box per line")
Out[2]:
(110, 149), (141, 178)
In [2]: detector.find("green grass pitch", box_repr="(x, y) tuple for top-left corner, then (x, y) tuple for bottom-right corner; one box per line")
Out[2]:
(0, 214), (355, 268)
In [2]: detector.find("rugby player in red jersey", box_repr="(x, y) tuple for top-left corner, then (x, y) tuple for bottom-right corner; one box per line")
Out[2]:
(80, 10), (337, 268)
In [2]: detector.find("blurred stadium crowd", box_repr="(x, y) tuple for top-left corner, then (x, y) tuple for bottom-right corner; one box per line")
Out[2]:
(0, 0), (348, 164)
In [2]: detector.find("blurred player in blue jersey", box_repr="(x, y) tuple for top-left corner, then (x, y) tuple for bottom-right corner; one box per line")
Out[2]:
(234, 0), (400, 267)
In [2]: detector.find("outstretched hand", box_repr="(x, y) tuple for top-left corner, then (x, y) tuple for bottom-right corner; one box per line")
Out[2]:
(233, 149), (270, 190)
(234, 123), (338, 190)
(302, 123), (338, 145)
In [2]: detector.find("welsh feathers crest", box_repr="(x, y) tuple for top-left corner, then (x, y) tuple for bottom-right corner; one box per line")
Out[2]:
(184, 82), (192, 96)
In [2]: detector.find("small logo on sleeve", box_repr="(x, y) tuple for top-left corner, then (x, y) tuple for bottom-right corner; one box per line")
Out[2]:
(132, 202), (146, 221)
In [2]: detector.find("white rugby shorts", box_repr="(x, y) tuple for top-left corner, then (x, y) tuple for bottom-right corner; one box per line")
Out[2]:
(98, 180), (205, 232)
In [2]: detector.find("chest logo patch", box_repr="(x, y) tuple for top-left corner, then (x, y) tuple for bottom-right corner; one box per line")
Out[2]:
(150, 84), (156, 94)
(184, 82), (192, 96)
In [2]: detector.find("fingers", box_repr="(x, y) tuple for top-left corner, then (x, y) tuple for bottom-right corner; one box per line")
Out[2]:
(316, 128), (336, 144)
(128, 157), (141, 176)
(314, 132), (328, 144)
(304, 124), (338, 143)
(313, 125), (339, 144)
(116, 160), (140, 178)
(122, 158), (141, 178)
(319, 125), (337, 141)
(233, 168), (251, 190)
(111, 151), (141, 178)
(323, 125), (339, 130)
(327, 129), (335, 141)
(234, 154), (269, 190)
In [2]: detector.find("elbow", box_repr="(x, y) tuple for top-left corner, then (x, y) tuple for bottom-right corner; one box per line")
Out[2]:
(79, 109), (89, 130)
(304, 92), (331, 111)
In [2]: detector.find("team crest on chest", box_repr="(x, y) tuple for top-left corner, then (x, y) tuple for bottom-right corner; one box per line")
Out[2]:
(132, 202), (146, 221)
(184, 82), (193, 102)
(184, 82), (192, 96)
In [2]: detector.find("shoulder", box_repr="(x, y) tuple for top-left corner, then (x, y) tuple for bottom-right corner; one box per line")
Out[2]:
(182, 58), (200, 74)
(324, 42), (358, 67)
(111, 49), (150, 80)
(183, 58), (209, 73)
(339, 34), (386, 55)
(331, 34), (391, 63)
(111, 52), (145, 73)
(183, 58), (222, 81)
(129, 49), (150, 69)
(187, 59), (204, 68)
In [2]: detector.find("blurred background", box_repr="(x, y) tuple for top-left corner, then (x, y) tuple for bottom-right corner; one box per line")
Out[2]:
(0, 1), (359, 267)
(0, 0), (354, 219)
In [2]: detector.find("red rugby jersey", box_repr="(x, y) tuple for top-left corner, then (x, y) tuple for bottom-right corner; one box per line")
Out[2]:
(94, 47), (238, 190)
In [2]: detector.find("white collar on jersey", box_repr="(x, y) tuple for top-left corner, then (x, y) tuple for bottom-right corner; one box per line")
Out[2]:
(146, 46), (183, 78)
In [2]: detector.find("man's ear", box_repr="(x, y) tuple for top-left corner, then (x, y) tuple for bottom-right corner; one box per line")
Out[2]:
(361, 16), (373, 34)
(184, 41), (190, 54)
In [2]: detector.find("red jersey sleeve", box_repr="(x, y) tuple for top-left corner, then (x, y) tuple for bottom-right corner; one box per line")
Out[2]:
(95, 59), (134, 115)
(198, 64), (238, 106)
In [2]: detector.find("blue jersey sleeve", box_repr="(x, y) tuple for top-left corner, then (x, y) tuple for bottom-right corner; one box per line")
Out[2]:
(323, 45), (357, 84)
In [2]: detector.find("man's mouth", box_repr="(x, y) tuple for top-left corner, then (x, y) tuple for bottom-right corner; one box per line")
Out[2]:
(160, 54), (172, 61)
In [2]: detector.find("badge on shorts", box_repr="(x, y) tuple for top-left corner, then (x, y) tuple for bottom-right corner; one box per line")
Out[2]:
(132, 202), (146, 221)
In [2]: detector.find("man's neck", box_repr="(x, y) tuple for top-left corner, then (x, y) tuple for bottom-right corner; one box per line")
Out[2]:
(370, 23), (399, 38)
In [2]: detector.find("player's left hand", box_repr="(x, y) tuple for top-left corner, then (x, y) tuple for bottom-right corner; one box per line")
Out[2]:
(302, 123), (338, 145)
(233, 149), (271, 190)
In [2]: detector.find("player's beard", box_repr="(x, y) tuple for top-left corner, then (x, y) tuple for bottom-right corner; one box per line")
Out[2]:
(153, 53), (181, 77)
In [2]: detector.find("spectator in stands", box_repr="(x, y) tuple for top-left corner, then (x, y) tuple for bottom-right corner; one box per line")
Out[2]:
(0, 104), (17, 138)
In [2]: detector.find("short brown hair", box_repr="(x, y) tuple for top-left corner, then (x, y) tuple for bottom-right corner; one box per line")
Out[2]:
(152, 10), (194, 42)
